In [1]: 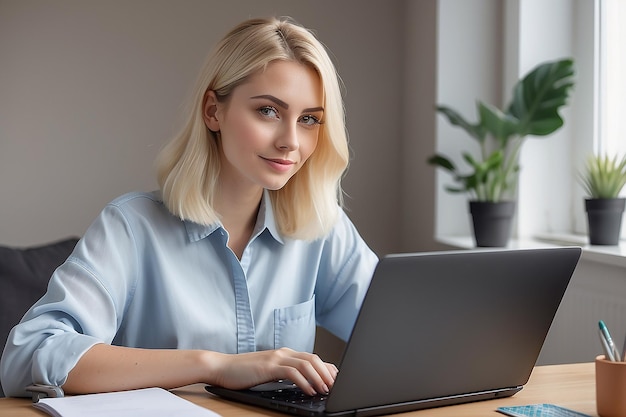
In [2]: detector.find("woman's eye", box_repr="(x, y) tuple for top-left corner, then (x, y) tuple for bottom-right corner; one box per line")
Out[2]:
(258, 106), (278, 119)
(300, 115), (321, 126)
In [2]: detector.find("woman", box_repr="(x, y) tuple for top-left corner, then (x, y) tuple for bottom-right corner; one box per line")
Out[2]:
(0, 16), (377, 397)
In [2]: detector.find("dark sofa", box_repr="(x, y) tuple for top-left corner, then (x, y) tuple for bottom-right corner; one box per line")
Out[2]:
(0, 237), (79, 397)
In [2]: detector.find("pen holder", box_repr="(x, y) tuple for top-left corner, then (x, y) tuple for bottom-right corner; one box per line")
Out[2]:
(596, 355), (626, 417)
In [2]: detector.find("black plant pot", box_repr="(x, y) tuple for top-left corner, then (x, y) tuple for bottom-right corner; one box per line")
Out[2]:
(469, 201), (516, 247)
(585, 198), (625, 245)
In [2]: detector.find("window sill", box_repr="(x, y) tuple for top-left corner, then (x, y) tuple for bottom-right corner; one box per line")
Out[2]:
(436, 234), (626, 269)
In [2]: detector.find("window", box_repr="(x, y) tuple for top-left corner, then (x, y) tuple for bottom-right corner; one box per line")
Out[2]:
(596, 0), (626, 241)
(435, 1), (626, 248)
(598, 0), (626, 165)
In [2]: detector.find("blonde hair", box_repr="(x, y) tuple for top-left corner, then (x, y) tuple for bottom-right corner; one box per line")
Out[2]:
(156, 17), (349, 240)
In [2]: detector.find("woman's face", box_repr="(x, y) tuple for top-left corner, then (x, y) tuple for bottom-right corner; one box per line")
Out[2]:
(205, 60), (323, 193)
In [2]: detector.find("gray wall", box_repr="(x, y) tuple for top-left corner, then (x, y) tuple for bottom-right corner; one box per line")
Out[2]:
(0, 0), (441, 256)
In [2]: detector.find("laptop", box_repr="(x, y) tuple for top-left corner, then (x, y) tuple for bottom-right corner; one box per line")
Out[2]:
(205, 247), (582, 416)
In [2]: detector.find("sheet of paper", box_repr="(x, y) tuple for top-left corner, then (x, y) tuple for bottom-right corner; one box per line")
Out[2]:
(33, 387), (222, 417)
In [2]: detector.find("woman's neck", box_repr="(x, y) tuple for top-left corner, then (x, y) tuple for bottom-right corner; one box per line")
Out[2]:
(214, 185), (264, 259)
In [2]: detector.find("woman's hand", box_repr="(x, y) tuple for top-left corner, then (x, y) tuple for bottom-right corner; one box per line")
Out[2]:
(206, 348), (338, 396)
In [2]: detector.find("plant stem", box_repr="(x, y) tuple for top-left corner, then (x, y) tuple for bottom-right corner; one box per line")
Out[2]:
(501, 136), (524, 199)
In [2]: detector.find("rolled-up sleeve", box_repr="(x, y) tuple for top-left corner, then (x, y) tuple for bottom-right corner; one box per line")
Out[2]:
(0, 204), (138, 397)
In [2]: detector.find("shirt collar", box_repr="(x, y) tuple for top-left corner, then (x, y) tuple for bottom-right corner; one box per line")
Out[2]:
(184, 190), (284, 244)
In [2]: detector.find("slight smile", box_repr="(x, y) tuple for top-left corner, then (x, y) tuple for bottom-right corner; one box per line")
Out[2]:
(261, 157), (296, 173)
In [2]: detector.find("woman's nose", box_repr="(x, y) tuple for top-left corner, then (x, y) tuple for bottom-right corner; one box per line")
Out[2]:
(275, 123), (299, 151)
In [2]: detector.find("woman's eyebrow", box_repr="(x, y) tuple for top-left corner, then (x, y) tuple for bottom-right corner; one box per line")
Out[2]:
(250, 94), (324, 113)
(251, 95), (289, 109)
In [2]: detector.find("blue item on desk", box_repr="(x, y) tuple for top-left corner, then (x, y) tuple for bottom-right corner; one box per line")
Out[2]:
(497, 404), (590, 417)
(498, 404), (591, 417)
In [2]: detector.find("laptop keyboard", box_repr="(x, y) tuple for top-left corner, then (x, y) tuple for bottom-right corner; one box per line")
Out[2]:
(259, 386), (328, 410)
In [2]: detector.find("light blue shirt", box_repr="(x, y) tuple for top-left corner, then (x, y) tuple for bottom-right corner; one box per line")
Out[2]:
(0, 191), (378, 397)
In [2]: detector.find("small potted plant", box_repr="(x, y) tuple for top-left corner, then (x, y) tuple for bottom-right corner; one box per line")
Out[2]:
(579, 153), (626, 245)
(429, 58), (575, 247)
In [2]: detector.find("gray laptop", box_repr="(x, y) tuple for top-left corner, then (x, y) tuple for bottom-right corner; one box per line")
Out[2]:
(205, 247), (582, 416)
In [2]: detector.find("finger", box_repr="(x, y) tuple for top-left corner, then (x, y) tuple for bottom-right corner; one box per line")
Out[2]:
(307, 354), (337, 389)
(325, 362), (339, 380)
(282, 353), (333, 395)
(281, 368), (319, 396)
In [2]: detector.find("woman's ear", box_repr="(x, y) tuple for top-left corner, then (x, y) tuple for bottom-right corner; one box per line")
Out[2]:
(202, 90), (221, 132)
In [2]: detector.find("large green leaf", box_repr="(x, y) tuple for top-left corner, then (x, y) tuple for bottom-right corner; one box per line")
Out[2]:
(427, 154), (456, 172)
(508, 58), (575, 137)
(478, 102), (520, 147)
(436, 105), (486, 143)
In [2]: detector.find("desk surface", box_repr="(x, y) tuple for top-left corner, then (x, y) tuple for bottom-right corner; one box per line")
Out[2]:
(0, 362), (597, 417)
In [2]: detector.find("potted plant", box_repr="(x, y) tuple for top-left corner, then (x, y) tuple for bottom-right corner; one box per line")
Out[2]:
(429, 58), (575, 247)
(579, 153), (626, 245)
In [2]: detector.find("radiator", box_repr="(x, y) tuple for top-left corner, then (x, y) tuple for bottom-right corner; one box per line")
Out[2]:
(538, 258), (626, 365)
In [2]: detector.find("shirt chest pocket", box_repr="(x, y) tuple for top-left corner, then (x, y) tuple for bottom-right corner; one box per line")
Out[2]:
(273, 295), (316, 352)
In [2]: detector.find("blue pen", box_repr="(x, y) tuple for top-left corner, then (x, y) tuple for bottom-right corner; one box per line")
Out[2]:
(599, 320), (621, 362)
(599, 328), (616, 361)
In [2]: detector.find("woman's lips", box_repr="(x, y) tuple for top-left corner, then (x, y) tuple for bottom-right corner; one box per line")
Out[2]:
(262, 157), (295, 172)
